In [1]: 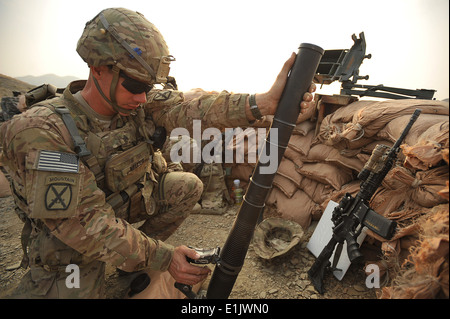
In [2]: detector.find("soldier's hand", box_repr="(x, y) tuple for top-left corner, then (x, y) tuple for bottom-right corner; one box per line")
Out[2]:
(246, 52), (316, 121)
(168, 245), (211, 285)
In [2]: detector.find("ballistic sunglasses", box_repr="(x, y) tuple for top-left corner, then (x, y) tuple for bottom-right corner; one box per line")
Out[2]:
(120, 70), (153, 94)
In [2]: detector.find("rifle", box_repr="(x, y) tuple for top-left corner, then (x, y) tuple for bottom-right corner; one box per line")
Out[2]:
(307, 109), (422, 294)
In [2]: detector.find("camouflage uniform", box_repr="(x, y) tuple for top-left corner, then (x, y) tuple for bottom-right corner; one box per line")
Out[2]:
(0, 79), (251, 298)
(1, 7), (255, 299)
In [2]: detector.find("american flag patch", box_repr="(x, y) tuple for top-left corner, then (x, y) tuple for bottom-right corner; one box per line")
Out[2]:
(37, 151), (79, 173)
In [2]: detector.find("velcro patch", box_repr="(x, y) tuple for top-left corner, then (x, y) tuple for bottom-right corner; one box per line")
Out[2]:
(37, 151), (79, 173)
(153, 91), (172, 101)
(45, 183), (72, 210)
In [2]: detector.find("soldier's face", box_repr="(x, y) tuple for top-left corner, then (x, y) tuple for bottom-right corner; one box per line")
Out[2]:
(94, 66), (148, 116)
(114, 75), (148, 116)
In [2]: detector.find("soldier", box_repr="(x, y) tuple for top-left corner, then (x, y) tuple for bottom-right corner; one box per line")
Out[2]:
(0, 7), (315, 298)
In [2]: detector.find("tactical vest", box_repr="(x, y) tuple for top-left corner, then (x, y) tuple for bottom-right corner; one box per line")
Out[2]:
(42, 97), (169, 223)
(15, 85), (173, 272)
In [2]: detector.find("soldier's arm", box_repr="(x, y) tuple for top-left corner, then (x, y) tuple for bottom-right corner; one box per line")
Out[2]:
(148, 89), (251, 134)
(147, 53), (314, 134)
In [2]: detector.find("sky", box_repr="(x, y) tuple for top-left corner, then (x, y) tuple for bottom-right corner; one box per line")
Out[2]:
(0, 0), (449, 100)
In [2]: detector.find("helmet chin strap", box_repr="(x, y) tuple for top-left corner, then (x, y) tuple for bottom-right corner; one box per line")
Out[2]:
(91, 65), (135, 115)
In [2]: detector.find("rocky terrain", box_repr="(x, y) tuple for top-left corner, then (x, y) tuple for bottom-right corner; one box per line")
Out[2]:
(0, 194), (378, 299)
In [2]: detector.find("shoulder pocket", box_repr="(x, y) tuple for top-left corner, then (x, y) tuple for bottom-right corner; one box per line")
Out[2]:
(26, 150), (82, 219)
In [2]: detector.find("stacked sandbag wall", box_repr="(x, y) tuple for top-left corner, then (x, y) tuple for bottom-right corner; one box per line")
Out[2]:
(227, 96), (449, 298)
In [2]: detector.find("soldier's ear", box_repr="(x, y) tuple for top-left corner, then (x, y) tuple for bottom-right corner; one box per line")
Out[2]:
(90, 65), (110, 80)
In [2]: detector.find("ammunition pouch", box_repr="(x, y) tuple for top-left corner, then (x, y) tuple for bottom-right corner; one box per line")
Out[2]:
(105, 142), (151, 193)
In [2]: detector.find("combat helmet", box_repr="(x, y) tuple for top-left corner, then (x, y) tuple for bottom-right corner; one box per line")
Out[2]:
(76, 7), (174, 114)
(253, 218), (304, 260)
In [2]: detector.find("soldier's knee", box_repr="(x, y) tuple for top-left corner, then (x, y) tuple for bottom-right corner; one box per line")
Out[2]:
(185, 173), (203, 202)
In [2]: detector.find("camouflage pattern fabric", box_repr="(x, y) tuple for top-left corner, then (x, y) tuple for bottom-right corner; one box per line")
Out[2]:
(139, 171), (203, 240)
(77, 8), (172, 85)
(197, 163), (231, 215)
(147, 88), (251, 133)
(0, 80), (250, 298)
(253, 217), (305, 260)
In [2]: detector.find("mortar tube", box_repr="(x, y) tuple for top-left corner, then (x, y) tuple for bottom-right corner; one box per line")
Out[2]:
(206, 43), (324, 299)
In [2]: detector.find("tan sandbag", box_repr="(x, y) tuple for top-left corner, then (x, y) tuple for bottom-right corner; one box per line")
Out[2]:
(277, 158), (303, 188)
(402, 121), (449, 170)
(287, 130), (315, 156)
(377, 113), (448, 146)
(298, 176), (334, 205)
(0, 170), (11, 198)
(438, 181), (449, 201)
(318, 99), (449, 148)
(305, 144), (364, 172)
(370, 188), (410, 217)
(293, 120), (316, 136)
(402, 145), (442, 170)
(273, 174), (297, 199)
(442, 148), (449, 165)
(295, 162), (353, 190)
(265, 188), (320, 229)
(390, 166), (449, 208)
(128, 269), (204, 299)
(271, 189), (318, 229)
(380, 204), (449, 299)
(317, 100), (375, 146)
(226, 127), (261, 164)
(284, 147), (305, 168)
(347, 99), (448, 138)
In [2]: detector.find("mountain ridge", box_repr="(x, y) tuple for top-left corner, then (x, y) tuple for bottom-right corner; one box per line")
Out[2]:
(15, 73), (80, 89)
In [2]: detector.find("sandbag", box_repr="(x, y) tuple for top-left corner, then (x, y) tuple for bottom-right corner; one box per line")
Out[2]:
(377, 113), (448, 146)
(402, 121), (449, 170)
(318, 99), (449, 148)
(390, 166), (449, 208)
(380, 204), (449, 299)
(287, 130), (315, 157)
(298, 176), (334, 205)
(295, 162), (354, 190)
(293, 120), (316, 136)
(266, 188), (318, 229)
(128, 270), (204, 299)
(283, 147), (305, 168)
(305, 144), (365, 172)
(277, 158), (303, 188)
(273, 174), (297, 199)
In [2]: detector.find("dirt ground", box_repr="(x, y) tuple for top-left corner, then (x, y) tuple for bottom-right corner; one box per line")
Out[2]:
(0, 193), (382, 300)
